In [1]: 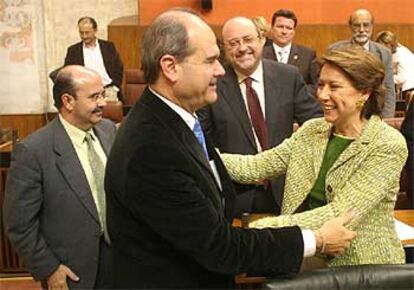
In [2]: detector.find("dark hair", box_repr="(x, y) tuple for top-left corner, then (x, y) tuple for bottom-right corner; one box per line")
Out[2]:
(140, 9), (200, 84)
(271, 9), (298, 27)
(52, 69), (78, 110)
(78, 16), (97, 29)
(320, 46), (385, 118)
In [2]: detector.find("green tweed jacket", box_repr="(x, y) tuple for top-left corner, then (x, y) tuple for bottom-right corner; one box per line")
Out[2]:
(221, 116), (408, 266)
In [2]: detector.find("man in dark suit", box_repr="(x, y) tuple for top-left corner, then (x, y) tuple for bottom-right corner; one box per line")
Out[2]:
(262, 9), (319, 95)
(105, 9), (355, 289)
(329, 9), (396, 118)
(198, 17), (322, 217)
(3, 65), (117, 289)
(64, 16), (124, 101)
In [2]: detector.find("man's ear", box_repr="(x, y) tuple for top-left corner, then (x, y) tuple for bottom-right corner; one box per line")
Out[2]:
(62, 93), (75, 111)
(159, 54), (180, 83)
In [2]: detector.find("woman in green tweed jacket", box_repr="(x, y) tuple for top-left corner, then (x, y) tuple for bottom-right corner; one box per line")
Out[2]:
(221, 47), (408, 266)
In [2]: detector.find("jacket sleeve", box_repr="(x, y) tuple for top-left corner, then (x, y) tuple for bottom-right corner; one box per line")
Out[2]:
(3, 143), (60, 280)
(108, 42), (124, 88)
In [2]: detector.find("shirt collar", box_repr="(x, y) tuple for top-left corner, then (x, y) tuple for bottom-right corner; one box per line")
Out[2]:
(235, 61), (264, 85)
(83, 38), (99, 50)
(59, 115), (96, 146)
(148, 86), (197, 130)
(272, 42), (291, 54)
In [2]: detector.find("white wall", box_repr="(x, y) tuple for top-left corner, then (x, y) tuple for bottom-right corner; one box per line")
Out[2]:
(0, 0), (137, 114)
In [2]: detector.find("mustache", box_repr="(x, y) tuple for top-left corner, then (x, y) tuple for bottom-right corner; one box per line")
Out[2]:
(92, 107), (103, 114)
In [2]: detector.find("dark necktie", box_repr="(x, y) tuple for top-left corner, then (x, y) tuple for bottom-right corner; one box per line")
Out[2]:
(193, 118), (209, 159)
(84, 133), (110, 244)
(244, 77), (268, 150)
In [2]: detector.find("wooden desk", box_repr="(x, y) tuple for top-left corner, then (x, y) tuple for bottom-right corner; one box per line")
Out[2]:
(395, 210), (414, 246)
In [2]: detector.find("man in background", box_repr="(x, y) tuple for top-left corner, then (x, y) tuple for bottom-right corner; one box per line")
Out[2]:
(64, 16), (124, 101)
(263, 9), (319, 95)
(4, 65), (116, 289)
(329, 9), (396, 118)
(198, 16), (322, 217)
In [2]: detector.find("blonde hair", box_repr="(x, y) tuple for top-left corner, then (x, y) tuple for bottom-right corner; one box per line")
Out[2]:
(251, 16), (270, 39)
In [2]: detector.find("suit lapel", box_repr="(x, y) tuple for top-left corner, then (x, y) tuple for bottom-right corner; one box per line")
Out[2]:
(53, 118), (100, 223)
(288, 44), (299, 65)
(262, 45), (277, 61)
(94, 123), (112, 156)
(312, 122), (332, 177)
(262, 60), (281, 146)
(219, 67), (257, 150)
(99, 40), (111, 75)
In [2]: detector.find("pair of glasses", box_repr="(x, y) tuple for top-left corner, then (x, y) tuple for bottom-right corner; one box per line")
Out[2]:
(225, 35), (259, 49)
(87, 91), (107, 102)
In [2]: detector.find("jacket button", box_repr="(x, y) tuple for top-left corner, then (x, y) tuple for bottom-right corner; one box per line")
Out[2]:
(326, 185), (332, 193)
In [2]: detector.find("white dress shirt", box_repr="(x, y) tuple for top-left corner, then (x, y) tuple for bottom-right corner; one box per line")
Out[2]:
(272, 43), (292, 64)
(83, 39), (112, 86)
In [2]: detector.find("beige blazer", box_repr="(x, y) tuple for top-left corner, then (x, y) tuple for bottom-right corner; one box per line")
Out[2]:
(222, 116), (408, 266)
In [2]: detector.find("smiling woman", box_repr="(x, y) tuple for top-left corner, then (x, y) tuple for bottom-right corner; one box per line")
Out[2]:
(221, 46), (408, 267)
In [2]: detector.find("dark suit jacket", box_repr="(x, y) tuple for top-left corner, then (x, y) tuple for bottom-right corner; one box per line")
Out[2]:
(401, 100), (413, 208)
(262, 44), (319, 95)
(329, 40), (396, 118)
(105, 88), (304, 289)
(3, 117), (116, 289)
(198, 60), (322, 215)
(64, 39), (123, 89)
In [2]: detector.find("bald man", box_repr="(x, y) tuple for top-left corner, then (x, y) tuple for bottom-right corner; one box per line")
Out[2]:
(330, 9), (396, 118)
(198, 16), (322, 218)
(105, 10), (355, 289)
(4, 65), (117, 289)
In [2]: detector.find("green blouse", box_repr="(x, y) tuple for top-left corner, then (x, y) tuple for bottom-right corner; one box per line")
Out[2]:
(306, 134), (353, 210)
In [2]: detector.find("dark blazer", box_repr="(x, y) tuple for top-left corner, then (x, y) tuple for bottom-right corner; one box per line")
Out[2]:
(329, 40), (396, 118)
(3, 117), (116, 289)
(64, 39), (123, 89)
(401, 100), (413, 208)
(105, 88), (304, 289)
(262, 44), (319, 95)
(198, 60), (322, 215)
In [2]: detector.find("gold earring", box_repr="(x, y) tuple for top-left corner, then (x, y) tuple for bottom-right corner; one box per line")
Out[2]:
(356, 99), (365, 109)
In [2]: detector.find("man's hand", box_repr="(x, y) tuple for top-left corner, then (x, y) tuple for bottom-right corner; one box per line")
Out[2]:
(47, 264), (79, 290)
(314, 210), (357, 256)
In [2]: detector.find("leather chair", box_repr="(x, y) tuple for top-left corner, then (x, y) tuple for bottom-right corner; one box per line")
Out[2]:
(124, 69), (146, 107)
(264, 264), (414, 290)
(102, 101), (123, 124)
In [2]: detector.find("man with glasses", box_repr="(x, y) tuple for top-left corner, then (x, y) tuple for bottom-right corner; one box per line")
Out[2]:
(3, 65), (117, 290)
(329, 9), (396, 118)
(198, 16), (322, 218)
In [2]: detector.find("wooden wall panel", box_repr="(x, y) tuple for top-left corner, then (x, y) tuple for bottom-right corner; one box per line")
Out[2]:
(0, 115), (46, 140)
(108, 19), (414, 71)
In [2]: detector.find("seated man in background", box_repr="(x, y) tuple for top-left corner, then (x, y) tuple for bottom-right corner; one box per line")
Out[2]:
(4, 65), (117, 290)
(198, 16), (322, 217)
(64, 16), (124, 101)
(329, 8), (396, 118)
(262, 9), (319, 96)
(376, 30), (414, 104)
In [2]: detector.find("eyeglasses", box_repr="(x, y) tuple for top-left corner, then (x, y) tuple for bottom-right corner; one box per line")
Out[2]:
(225, 35), (259, 49)
(87, 90), (107, 102)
